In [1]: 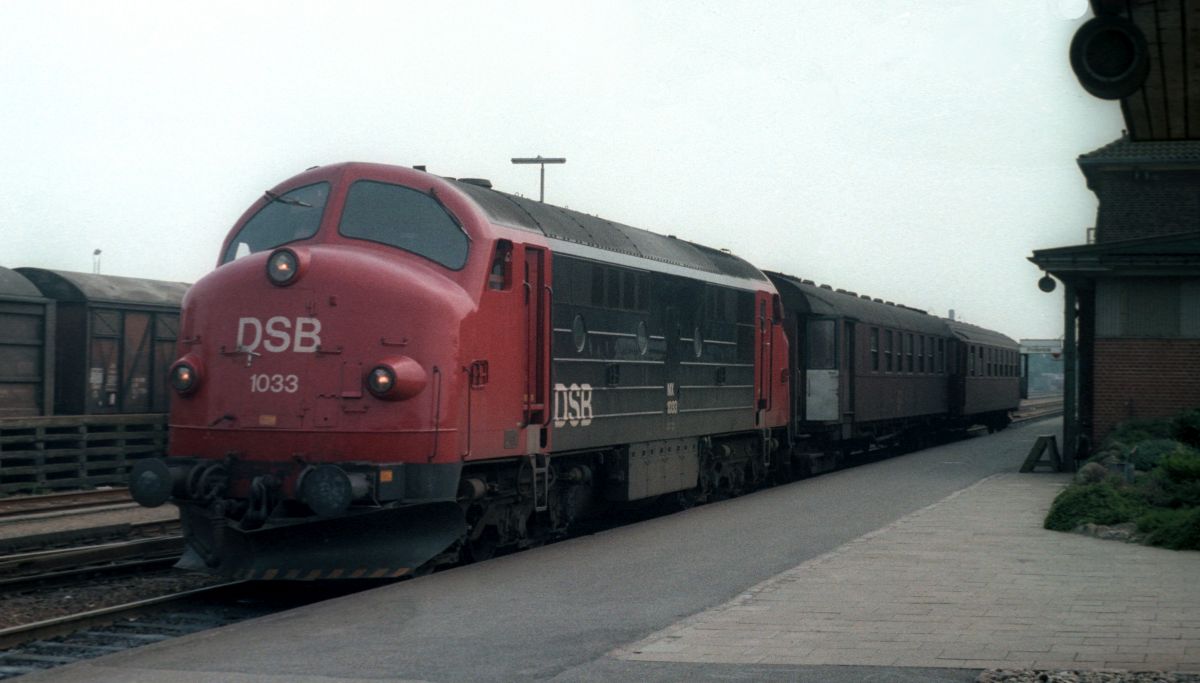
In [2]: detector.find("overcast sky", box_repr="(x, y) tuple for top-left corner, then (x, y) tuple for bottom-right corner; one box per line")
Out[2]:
(1, 1), (1122, 339)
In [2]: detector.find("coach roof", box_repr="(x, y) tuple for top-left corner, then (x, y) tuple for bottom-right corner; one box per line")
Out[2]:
(16, 268), (189, 308)
(767, 272), (949, 335)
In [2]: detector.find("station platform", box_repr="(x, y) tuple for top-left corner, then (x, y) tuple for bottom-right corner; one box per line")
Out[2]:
(22, 433), (1200, 682)
(615, 472), (1200, 672)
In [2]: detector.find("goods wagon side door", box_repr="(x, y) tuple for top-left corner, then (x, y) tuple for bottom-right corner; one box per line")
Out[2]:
(804, 317), (839, 421)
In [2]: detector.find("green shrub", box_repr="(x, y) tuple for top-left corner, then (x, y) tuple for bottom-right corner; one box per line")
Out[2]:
(1172, 409), (1200, 448)
(1076, 462), (1110, 484)
(1105, 417), (1175, 448)
(1085, 445), (1125, 466)
(1127, 439), (1192, 472)
(1136, 508), (1200, 550)
(1161, 448), (1200, 483)
(1134, 468), (1200, 509)
(1048, 409), (1200, 550)
(1044, 481), (1141, 531)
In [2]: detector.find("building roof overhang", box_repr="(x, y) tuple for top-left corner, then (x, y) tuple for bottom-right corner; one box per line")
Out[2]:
(1029, 231), (1200, 279)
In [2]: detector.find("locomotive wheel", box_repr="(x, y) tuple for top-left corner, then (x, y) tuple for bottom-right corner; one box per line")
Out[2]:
(675, 488), (702, 509)
(466, 527), (499, 562)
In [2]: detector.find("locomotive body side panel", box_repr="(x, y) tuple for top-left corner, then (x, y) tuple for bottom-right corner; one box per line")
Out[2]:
(547, 252), (762, 453)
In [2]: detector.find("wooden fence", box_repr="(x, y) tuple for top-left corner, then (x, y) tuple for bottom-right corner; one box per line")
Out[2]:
(0, 414), (167, 494)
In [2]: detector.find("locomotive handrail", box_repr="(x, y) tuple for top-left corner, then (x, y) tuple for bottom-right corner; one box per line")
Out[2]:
(541, 283), (553, 427)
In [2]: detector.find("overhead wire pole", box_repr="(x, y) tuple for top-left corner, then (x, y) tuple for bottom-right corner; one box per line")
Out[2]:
(511, 156), (566, 202)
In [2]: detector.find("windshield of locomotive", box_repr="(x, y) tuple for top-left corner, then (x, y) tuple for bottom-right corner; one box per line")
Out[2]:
(220, 182), (330, 264)
(338, 180), (469, 270)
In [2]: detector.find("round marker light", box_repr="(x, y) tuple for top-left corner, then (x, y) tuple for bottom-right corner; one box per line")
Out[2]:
(367, 365), (397, 398)
(266, 248), (300, 286)
(364, 357), (427, 401)
(170, 360), (199, 395)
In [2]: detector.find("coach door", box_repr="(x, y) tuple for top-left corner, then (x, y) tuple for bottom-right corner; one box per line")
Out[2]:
(804, 317), (839, 422)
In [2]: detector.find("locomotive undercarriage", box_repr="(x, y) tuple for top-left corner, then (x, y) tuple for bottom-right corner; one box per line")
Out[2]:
(444, 432), (782, 568)
(133, 430), (784, 579)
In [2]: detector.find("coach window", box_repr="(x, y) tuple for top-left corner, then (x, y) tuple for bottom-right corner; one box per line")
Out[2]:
(918, 336), (925, 373)
(339, 180), (469, 269)
(869, 328), (879, 372)
(937, 339), (945, 374)
(806, 319), (837, 370)
(222, 182), (330, 264)
(906, 334), (914, 372)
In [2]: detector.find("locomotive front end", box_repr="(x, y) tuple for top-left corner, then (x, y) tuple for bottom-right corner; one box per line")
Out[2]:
(130, 165), (486, 579)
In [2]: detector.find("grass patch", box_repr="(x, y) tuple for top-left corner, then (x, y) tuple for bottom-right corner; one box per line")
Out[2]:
(1045, 408), (1200, 550)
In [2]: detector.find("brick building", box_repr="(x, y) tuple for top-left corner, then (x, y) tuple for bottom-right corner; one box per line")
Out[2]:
(1029, 1), (1200, 466)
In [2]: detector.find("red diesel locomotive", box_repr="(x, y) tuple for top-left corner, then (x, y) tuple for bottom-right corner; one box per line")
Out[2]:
(129, 162), (1017, 580)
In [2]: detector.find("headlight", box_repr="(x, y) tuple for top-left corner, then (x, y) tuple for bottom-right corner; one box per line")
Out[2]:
(266, 248), (300, 286)
(367, 366), (397, 398)
(170, 358), (201, 395)
(365, 356), (427, 401)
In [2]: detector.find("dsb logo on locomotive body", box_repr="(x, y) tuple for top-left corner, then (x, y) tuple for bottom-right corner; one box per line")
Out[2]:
(552, 382), (593, 428)
(235, 316), (322, 354)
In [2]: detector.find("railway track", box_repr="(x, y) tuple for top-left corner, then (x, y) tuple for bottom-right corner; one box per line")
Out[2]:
(0, 582), (255, 679)
(0, 581), (372, 680)
(0, 489), (134, 522)
(0, 519), (179, 556)
(0, 510), (185, 589)
(1011, 396), (1064, 424)
(0, 534), (185, 593)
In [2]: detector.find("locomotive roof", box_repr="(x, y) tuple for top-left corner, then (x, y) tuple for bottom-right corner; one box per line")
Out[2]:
(0, 266), (45, 300)
(16, 268), (190, 308)
(451, 181), (768, 284)
(945, 320), (1018, 348)
(766, 272), (948, 335)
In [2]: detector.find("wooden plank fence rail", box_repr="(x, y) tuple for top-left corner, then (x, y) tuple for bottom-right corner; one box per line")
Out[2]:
(0, 414), (167, 495)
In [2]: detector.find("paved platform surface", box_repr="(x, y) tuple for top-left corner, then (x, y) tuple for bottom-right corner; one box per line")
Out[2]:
(616, 472), (1200, 672)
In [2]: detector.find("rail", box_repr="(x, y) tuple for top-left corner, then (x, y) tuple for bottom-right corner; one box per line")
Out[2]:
(0, 536), (184, 582)
(0, 414), (167, 495)
(0, 582), (244, 652)
(0, 488), (133, 520)
(1011, 397), (1064, 424)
